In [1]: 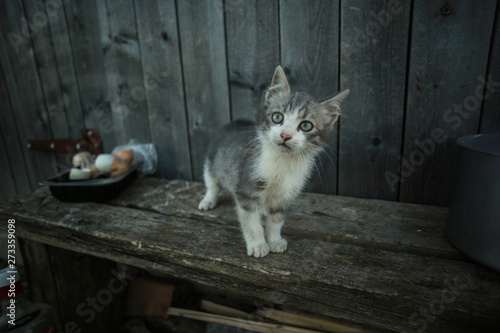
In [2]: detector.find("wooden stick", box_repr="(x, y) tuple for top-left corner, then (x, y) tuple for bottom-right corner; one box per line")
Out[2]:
(257, 308), (369, 333)
(201, 299), (250, 319)
(167, 307), (324, 333)
(201, 300), (370, 333)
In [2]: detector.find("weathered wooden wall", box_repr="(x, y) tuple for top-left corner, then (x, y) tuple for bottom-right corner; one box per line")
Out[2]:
(0, 0), (498, 206)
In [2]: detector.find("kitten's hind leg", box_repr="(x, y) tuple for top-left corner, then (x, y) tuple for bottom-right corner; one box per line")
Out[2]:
(198, 166), (220, 211)
(266, 212), (288, 253)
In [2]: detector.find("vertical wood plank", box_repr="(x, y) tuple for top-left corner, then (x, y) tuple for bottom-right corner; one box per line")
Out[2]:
(19, 240), (63, 329)
(22, 0), (85, 173)
(45, 0), (87, 170)
(135, 0), (192, 179)
(102, 0), (151, 146)
(0, 133), (17, 202)
(225, 0), (279, 121)
(23, 0), (83, 140)
(44, 0), (85, 139)
(0, 65), (31, 198)
(280, 0), (340, 194)
(46, 246), (124, 332)
(480, 7), (500, 134)
(64, 0), (116, 152)
(400, 0), (496, 205)
(21, 240), (123, 332)
(0, 0), (56, 187)
(177, 0), (230, 180)
(338, 0), (411, 200)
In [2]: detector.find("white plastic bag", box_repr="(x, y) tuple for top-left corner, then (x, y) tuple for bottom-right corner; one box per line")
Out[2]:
(112, 139), (157, 176)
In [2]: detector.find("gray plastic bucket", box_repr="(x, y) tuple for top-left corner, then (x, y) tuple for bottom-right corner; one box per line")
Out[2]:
(447, 133), (500, 272)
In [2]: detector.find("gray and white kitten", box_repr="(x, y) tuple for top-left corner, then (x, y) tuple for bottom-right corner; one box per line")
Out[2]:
(199, 66), (349, 258)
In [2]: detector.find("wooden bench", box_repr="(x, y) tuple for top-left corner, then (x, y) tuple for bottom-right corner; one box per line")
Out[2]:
(1, 177), (499, 332)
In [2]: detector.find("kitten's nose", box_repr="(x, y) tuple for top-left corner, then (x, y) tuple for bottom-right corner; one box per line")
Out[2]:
(281, 133), (292, 142)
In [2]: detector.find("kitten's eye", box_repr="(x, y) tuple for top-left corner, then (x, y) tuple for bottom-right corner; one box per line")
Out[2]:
(271, 112), (284, 124)
(299, 121), (314, 132)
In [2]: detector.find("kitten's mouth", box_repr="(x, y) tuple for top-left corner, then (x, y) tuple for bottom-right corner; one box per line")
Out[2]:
(278, 142), (292, 150)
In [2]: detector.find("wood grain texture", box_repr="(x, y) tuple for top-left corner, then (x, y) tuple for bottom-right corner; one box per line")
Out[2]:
(22, 0), (85, 172)
(400, 0), (496, 205)
(64, 0), (115, 151)
(2, 177), (499, 333)
(23, 0), (83, 140)
(102, 0), (151, 145)
(0, 133), (17, 201)
(177, 0), (230, 180)
(279, 0), (340, 194)
(109, 178), (459, 260)
(0, 0), (498, 206)
(43, 0), (84, 140)
(44, 245), (123, 333)
(134, 0), (192, 179)
(480, 6), (500, 134)
(0, 0), (56, 187)
(21, 240), (124, 333)
(0, 65), (30, 198)
(338, 0), (411, 201)
(225, 0), (279, 121)
(19, 240), (63, 329)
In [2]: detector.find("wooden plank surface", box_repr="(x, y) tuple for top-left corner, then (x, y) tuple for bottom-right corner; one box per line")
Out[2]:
(177, 0), (230, 180)
(0, 0), (498, 205)
(134, 0), (192, 179)
(0, 0), (57, 187)
(102, 0), (151, 145)
(279, 0), (341, 194)
(43, 0), (84, 140)
(43, 245), (123, 332)
(109, 178), (458, 260)
(0, 133), (17, 201)
(22, 0), (84, 173)
(480, 6), (500, 134)
(0, 65), (30, 198)
(400, 0), (496, 205)
(2, 177), (499, 333)
(225, 0), (279, 121)
(21, 240), (123, 333)
(64, 0), (116, 152)
(338, 0), (411, 201)
(19, 240), (63, 329)
(23, 0), (82, 141)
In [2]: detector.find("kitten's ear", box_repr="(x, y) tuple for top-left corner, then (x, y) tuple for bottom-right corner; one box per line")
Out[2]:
(320, 89), (350, 123)
(265, 66), (290, 103)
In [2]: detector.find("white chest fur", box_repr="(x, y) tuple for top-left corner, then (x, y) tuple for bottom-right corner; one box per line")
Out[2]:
(255, 145), (313, 208)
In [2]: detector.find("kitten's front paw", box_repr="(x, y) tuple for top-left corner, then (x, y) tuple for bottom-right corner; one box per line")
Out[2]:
(247, 242), (270, 258)
(198, 196), (217, 211)
(269, 238), (288, 253)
